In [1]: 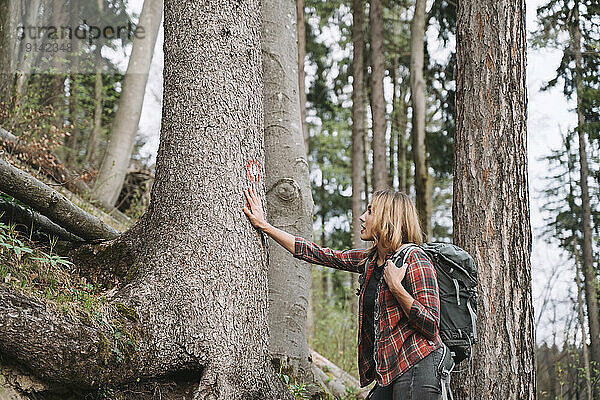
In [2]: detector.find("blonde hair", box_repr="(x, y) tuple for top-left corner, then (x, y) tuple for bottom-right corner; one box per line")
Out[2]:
(362, 190), (424, 263)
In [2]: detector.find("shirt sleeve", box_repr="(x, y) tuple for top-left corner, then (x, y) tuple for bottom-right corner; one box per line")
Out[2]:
(404, 249), (440, 341)
(293, 236), (367, 273)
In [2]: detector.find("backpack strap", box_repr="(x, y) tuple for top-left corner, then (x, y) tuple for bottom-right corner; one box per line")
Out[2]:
(438, 345), (455, 400)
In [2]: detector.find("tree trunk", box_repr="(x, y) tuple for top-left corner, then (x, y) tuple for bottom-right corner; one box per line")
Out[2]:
(0, 1), (295, 398)
(261, 0), (316, 384)
(574, 241), (593, 400)
(351, 0), (366, 320)
(410, 0), (431, 237)
(572, 1), (600, 369)
(296, 0), (309, 154)
(389, 64), (396, 189)
(453, 0), (535, 397)
(397, 84), (408, 194)
(94, 0), (163, 208)
(0, 0), (13, 105)
(369, 0), (388, 191)
(85, 0), (105, 169)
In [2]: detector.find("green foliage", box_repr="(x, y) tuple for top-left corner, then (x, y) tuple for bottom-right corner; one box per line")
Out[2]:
(310, 267), (359, 379)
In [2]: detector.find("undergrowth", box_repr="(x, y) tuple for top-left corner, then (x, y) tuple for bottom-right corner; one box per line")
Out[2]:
(0, 219), (107, 316)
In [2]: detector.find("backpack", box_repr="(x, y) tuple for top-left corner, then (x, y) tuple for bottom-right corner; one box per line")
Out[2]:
(391, 243), (478, 366)
(357, 243), (478, 365)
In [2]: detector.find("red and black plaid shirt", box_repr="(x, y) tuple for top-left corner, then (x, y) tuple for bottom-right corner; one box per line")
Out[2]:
(294, 237), (442, 387)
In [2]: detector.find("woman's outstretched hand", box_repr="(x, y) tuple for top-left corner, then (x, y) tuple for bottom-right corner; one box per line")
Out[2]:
(243, 186), (269, 230)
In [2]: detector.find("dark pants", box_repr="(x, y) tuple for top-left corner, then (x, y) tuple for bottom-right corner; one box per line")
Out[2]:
(366, 347), (444, 400)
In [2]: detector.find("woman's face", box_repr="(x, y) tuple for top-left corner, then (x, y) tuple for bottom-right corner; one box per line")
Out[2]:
(359, 203), (375, 241)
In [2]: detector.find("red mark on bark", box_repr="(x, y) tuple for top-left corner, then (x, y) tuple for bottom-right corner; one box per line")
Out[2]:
(246, 159), (261, 183)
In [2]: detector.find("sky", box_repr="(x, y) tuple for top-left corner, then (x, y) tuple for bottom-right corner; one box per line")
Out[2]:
(122, 0), (580, 346)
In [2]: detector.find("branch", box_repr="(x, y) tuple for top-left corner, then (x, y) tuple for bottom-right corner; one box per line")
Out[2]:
(0, 285), (140, 388)
(309, 349), (371, 399)
(0, 126), (90, 195)
(0, 196), (83, 242)
(0, 158), (119, 241)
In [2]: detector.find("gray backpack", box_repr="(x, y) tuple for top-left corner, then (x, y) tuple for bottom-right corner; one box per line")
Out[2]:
(391, 243), (478, 365)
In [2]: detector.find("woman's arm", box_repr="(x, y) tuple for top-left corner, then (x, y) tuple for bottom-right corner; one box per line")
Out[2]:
(243, 187), (365, 273)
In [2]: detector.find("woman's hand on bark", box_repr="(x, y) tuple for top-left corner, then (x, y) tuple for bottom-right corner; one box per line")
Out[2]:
(243, 186), (268, 230)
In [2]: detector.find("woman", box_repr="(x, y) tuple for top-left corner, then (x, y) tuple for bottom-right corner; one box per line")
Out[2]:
(243, 187), (445, 399)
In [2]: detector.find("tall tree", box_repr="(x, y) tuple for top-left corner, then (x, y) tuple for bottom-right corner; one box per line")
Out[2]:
(453, 0), (535, 397)
(351, 0), (366, 319)
(261, 0), (316, 383)
(0, 0), (294, 398)
(369, 0), (388, 190)
(94, 0), (163, 208)
(572, 0), (599, 368)
(532, 0), (600, 369)
(410, 0), (431, 237)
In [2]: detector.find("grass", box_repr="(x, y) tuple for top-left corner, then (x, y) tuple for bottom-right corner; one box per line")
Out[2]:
(0, 219), (108, 317)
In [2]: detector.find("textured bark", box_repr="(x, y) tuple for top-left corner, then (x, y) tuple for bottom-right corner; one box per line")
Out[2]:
(351, 0), (366, 319)
(410, 0), (431, 237)
(453, 0), (535, 397)
(572, 2), (600, 368)
(94, 0), (163, 207)
(0, 158), (119, 241)
(296, 0), (309, 154)
(369, 0), (388, 191)
(261, 0), (316, 384)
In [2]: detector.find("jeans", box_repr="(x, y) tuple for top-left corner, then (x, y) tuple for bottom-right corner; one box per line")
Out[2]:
(366, 347), (444, 400)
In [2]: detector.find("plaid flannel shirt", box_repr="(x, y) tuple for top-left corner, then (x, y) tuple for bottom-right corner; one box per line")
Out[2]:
(294, 237), (442, 387)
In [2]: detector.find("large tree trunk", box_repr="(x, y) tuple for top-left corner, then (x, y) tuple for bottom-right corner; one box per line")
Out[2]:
(0, 1), (294, 398)
(369, 0), (388, 191)
(351, 0), (366, 320)
(572, 1), (600, 369)
(93, 0), (163, 208)
(453, 0), (535, 397)
(261, 0), (316, 384)
(410, 0), (431, 237)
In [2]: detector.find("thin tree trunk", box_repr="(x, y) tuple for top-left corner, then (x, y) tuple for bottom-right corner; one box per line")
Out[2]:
(0, 0), (13, 105)
(369, 0), (388, 190)
(453, 0), (535, 396)
(261, 0), (316, 384)
(94, 0), (163, 207)
(574, 241), (593, 400)
(572, 1), (600, 368)
(351, 0), (366, 320)
(389, 63), (397, 189)
(296, 0), (309, 154)
(410, 0), (431, 237)
(397, 85), (408, 193)
(85, 0), (105, 168)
